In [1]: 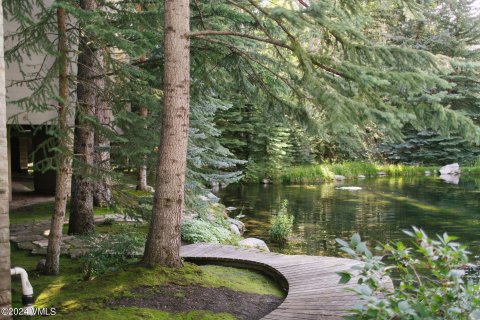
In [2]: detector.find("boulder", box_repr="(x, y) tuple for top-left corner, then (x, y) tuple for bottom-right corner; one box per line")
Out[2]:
(230, 224), (241, 235)
(262, 178), (272, 185)
(227, 218), (246, 234)
(238, 238), (270, 252)
(424, 170), (431, 176)
(334, 175), (346, 181)
(358, 175), (366, 179)
(206, 192), (220, 202)
(439, 163), (460, 175)
(377, 171), (387, 176)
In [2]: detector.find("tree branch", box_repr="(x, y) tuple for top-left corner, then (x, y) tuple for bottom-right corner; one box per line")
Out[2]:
(189, 30), (294, 50)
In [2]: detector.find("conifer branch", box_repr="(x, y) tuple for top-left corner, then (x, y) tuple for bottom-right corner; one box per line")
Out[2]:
(189, 30), (294, 50)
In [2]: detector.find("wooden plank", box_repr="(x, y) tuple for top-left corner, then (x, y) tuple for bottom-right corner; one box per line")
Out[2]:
(178, 243), (385, 320)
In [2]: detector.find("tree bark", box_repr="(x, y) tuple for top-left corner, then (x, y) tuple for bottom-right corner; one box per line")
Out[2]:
(0, 0), (12, 315)
(69, 0), (99, 235)
(45, 7), (72, 275)
(93, 51), (112, 207)
(135, 4), (149, 193)
(142, 0), (190, 268)
(136, 106), (148, 191)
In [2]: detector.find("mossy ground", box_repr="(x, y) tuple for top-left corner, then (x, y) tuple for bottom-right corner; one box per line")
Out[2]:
(9, 202), (113, 225)
(10, 245), (284, 319)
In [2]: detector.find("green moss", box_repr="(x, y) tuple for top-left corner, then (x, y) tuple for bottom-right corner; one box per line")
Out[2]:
(52, 308), (236, 320)
(11, 245), (283, 318)
(9, 202), (114, 225)
(9, 202), (57, 225)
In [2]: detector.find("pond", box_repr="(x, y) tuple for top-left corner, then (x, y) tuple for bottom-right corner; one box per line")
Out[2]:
(217, 176), (480, 259)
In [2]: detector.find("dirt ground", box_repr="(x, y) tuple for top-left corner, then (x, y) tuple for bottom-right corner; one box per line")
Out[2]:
(108, 284), (284, 320)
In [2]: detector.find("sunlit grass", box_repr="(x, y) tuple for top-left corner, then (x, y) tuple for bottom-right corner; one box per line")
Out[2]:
(278, 161), (475, 184)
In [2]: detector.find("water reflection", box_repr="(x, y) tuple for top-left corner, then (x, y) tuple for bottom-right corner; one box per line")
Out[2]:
(217, 177), (480, 259)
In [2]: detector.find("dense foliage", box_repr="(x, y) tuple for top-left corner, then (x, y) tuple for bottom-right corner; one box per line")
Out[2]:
(337, 228), (480, 320)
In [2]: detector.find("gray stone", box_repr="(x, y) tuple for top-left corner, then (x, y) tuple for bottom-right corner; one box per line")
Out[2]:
(227, 218), (245, 234)
(439, 163), (460, 175)
(17, 241), (37, 251)
(32, 239), (49, 248)
(206, 192), (219, 202)
(262, 178), (272, 184)
(226, 206), (237, 211)
(230, 224), (241, 235)
(424, 170), (431, 176)
(145, 185), (155, 193)
(238, 238), (270, 252)
(334, 175), (346, 181)
(358, 175), (366, 179)
(377, 171), (387, 176)
(36, 259), (46, 272)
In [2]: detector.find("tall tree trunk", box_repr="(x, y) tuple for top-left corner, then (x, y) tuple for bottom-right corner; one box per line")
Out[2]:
(45, 7), (71, 275)
(68, 0), (99, 235)
(93, 51), (112, 207)
(0, 0), (12, 315)
(135, 4), (149, 193)
(136, 106), (148, 191)
(142, 0), (190, 268)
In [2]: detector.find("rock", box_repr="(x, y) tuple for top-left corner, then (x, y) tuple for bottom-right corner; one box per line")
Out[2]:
(424, 170), (431, 176)
(262, 178), (272, 185)
(440, 174), (460, 185)
(377, 171), (387, 176)
(206, 192), (219, 202)
(358, 175), (366, 179)
(36, 259), (46, 272)
(198, 195), (209, 202)
(334, 175), (346, 181)
(439, 163), (460, 175)
(227, 218), (245, 234)
(336, 186), (362, 191)
(32, 239), (49, 248)
(145, 185), (155, 193)
(230, 224), (241, 235)
(226, 206), (237, 211)
(238, 238), (269, 252)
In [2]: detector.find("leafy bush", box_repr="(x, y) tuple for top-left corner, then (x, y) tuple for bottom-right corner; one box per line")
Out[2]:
(268, 200), (294, 243)
(336, 228), (480, 320)
(81, 232), (145, 280)
(181, 219), (233, 244)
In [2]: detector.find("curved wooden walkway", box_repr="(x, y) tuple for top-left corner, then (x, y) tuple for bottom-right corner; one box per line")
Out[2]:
(181, 243), (377, 320)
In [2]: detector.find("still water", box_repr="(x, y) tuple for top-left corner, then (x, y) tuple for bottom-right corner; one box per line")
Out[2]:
(218, 177), (480, 259)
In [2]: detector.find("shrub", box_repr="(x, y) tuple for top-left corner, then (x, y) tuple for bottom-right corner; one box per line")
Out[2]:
(268, 200), (294, 243)
(181, 219), (233, 244)
(81, 232), (145, 280)
(336, 227), (480, 320)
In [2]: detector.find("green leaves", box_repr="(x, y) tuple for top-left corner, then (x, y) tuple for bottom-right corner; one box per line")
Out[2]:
(337, 227), (480, 320)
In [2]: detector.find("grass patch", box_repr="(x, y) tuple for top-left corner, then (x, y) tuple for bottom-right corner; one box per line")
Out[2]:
(279, 162), (445, 184)
(10, 245), (284, 319)
(9, 202), (114, 225)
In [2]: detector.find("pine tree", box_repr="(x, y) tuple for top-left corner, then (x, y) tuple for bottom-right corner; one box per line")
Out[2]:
(45, 3), (72, 275)
(68, 0), (101, 235)
(142, 0), (190, 268)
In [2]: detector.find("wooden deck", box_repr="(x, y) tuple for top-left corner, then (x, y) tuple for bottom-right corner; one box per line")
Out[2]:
(181, 243), (372, 320)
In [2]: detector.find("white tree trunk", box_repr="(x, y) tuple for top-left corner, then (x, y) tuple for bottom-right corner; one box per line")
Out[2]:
(0, 0), (12, 316)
